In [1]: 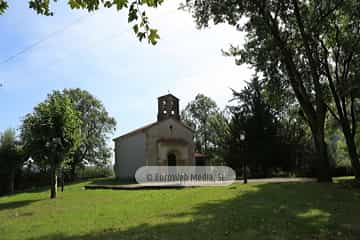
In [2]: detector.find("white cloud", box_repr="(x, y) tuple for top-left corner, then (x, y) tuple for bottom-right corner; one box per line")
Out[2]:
(174, 59), (252, 109)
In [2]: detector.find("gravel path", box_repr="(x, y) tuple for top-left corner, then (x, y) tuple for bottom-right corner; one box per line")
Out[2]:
(85, 177), (317, 190)
(235, 177), (316, 184)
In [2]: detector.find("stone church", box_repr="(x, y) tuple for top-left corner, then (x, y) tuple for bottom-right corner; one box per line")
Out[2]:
(113, 94), (195, 179)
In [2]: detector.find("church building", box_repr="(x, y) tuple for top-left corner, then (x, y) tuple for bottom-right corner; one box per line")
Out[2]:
(113, 94), (195, 179)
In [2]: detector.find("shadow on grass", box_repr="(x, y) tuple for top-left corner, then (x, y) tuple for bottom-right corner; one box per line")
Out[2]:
(0, 199), (42, 211)
(31, 182), (360, 240)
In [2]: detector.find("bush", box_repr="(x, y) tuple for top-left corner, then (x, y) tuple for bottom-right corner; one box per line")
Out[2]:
(332, 167), (353, 177)
(75, 166), (114, 179)
(15, 169), (49, 191)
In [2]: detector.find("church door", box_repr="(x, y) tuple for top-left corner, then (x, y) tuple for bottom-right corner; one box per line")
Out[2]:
(167, 153), (177, 166)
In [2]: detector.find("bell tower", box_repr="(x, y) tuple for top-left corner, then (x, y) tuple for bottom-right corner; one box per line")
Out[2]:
(157, 94), (180, 121)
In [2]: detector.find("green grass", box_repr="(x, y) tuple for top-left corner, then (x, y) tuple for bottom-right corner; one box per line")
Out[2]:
(1, 178), (360, 240)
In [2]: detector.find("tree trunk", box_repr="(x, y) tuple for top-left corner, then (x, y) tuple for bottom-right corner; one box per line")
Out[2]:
(8, 168), (15, 194)
(258, 1), (332, 182)
(70, 162), (76, 181)
(312, 128), (332, 182)
(50, 166), (57, 199)
(60, 168), (64, 192)
(342, 129), (360, 182)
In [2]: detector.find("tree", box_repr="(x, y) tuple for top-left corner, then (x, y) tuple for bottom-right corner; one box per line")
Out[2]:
(185, 0), (360, 182)
(226, 77), (316, 178)
(21, 91), (81, 199)
(0, 0), (163, 44)
(0, 129), (25, 195)
(228, 78), (280, 177)
(62, 88), (116, 180)
(181, 94), (220, 155)
(207, 109), (230, 164)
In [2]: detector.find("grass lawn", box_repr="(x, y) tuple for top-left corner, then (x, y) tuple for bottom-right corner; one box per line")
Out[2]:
(1, 178), (360, 240)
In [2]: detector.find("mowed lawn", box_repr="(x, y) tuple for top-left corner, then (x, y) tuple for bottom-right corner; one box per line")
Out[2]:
(1, 178), (360, 240)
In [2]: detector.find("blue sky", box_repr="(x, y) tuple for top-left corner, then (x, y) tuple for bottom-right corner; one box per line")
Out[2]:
(0, 1), (252, 142)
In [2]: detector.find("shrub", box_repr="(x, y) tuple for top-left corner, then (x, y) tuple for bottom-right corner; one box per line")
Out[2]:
(75, 166), (114, 179)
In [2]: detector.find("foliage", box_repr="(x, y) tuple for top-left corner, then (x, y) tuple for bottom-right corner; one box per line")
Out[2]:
(225, 78), (315, 177)
(184, 0), (360, 182)
(75, 166), (114, 179)
(181, 94), (231, 164)
(227, 78), (279, 177)
(62, 88), (116, 179)
(206, 109), (230, 164)
(0, 129), (25, 195)
(181, 94), (223, 155)
(1, 180), (360, 239)
(21, 91), (82, 198)
(0, 0), (163, 44)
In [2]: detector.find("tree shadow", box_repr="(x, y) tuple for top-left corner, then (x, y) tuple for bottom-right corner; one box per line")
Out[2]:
(0, 199), (42, 211)
(29, 182), (360, 239)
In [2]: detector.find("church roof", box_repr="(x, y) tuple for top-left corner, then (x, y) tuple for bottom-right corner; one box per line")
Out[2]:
(113, 118), (193, 141)
(113, 122), (158, 141)
(157, 93), (179, 100)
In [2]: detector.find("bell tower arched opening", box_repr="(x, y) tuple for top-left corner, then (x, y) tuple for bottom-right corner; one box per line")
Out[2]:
(157, 94), (180, 121)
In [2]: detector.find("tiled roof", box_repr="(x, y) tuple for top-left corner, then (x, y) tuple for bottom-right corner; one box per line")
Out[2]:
(112, 122), (158, 141)
(113, 118), (193, 141)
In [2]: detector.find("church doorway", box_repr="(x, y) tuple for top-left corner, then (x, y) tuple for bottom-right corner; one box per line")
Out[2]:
(167, 153), (177, 166)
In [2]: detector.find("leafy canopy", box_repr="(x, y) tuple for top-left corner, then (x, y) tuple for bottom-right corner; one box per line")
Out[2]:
(181, 94), (222, 154)
(21, 91), (82, 168)
(184, 0), (360, 181)
(0, 129), (25, 173)
(62, 88), (116, 172)
(0, 0), (163, 45)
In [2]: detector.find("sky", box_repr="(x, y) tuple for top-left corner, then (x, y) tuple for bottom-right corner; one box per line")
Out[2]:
(0, 0), (252, 143)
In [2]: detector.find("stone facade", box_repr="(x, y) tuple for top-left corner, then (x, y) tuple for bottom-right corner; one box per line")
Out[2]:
(145, 118), (194, 166)
(113, 94), (195, 179)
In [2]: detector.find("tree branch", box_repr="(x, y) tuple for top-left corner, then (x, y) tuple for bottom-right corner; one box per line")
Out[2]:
(310, 0), (344, 32)
(350, 94), (357, 138)
(318, 36), (345, 121)
(325, 103), (340, 122)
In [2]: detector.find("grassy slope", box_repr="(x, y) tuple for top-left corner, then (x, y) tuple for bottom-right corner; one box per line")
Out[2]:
(0, 178), (360, 240)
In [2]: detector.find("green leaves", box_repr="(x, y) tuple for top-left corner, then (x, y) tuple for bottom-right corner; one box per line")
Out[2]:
(181, 94), (221, 154)
(130, 3), (160, 45)
(29, 0), (53, 16)
(148, 28), (160, 45)
(0, 128), (25, 195)
(21, 91), (82, 167)
(133, 24), (139, 34)
(68, 0), (83, 9)
(61, 88), (116, 168)
(0, 0), (8, 15)
(113, 0), (128, 10)
(1, 0), (163, 44)
(141, 0), (164, 7)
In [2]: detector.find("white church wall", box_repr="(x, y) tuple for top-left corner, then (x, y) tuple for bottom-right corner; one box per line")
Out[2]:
(114, 132), (146, 179)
